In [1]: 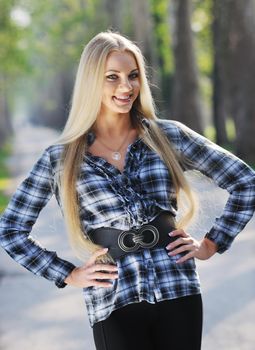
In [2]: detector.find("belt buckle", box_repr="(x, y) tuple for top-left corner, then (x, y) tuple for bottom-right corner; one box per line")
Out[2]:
(118, 224), (159, 253)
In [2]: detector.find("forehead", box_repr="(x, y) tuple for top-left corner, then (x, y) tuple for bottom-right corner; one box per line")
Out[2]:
(105, 51), (138, 71)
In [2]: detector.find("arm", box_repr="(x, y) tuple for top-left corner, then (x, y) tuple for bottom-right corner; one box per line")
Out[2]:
(162, 120), (255, 259)
(0, 148), (76, 288)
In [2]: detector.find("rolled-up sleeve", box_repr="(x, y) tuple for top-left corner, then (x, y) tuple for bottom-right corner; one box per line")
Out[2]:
(164, 120), (255, 253)
(0, 148), (76, 288)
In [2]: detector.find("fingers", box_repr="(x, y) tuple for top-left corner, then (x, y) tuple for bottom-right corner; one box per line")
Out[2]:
(166, 229), (199, 264)
(92, 280), (115, 288)
(166, 230), (193, 251)
(85, 248), (118, 288)
(65, 248), (119, 288)
(92, 271), (119, 280)
(87, 262), (118, 277)
(87, 264), (119, 288)
(89, 263), (118, 273)
(169, 229), (189, 238)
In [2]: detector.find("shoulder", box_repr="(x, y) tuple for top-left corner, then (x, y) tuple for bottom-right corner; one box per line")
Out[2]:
(155, 118), (207, 143)
(42, 144), (65, 170)
(154, 118), (187, 144)
(45, 144), (65, 157)
(155, 118), (186, 134)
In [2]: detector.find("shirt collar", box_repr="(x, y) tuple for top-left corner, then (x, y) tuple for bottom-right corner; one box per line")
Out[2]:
(87, 131), (96, 146)
(86, 117), (151, 147)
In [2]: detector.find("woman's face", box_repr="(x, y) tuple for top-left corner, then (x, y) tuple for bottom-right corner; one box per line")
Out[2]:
(100, 50), (141, 116)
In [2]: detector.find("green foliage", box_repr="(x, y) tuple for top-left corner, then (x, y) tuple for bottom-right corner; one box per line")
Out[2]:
(192, 0), (213, 75)
(192, 0), (214, 123)
(0, 144), (11, 213)
(204, 118), (236, 144)
(150, 0), (173, 74)
(225, 118), (236, 142)
(0, 0), (228, 139)
(23, 0), (102, 74)
(0, 0), (30, 76)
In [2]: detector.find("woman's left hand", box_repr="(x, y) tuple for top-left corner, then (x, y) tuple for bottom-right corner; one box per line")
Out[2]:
(166, 229), (218, 264)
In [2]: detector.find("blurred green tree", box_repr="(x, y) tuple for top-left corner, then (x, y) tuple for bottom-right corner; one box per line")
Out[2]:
(0, 0), (29, 146)
(150, 0), (174, 113)
(171, 0), (203, 133)
(22, 0), (103, 129)
(211, 0), (228, 145)
(214, 0), (255, 162)
(4, 0), (255, 162)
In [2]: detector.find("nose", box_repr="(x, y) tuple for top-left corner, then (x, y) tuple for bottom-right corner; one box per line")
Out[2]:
(118, 78), (133, 92)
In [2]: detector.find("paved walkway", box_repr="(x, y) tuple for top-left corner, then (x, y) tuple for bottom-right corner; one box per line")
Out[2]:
(0, 123), (255, 349)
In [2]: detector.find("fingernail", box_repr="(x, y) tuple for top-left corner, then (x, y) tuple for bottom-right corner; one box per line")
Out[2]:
(168, 232), (173, 236)
(104, 248), (108, 252)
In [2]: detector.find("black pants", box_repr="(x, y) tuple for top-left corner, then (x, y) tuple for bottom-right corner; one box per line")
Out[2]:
(93, 294), (203, 350)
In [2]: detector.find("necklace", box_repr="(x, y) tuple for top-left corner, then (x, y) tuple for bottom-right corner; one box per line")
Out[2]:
(96, 128), (132, 161)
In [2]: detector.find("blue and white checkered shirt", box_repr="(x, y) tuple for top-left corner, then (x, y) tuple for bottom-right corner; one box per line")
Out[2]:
(1, 118), (255, 327)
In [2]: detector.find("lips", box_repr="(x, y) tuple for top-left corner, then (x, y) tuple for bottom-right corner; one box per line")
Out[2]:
(113, 95), (132, 103)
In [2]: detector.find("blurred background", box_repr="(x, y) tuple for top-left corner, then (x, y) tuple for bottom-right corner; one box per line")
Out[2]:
(1, 0), (255, 349)
(2, 0), (255, 158)
(2, 0), (255, 207)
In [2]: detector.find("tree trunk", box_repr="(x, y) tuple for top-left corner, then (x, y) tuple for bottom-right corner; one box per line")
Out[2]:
(130, 0), (157, 66)
(130, 0), (161, 97)
(218, 0), (255, 162)
(212, 0), (228, 145)
(150, 0), (172, 114)
(103, 0), (124, 31)
(30, 70), (73, 130)
(0, 74), (13, 147)
(171, 0), (204, 134)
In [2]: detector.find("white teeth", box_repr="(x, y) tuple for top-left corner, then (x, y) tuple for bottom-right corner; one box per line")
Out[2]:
(116, 96), (130, 100)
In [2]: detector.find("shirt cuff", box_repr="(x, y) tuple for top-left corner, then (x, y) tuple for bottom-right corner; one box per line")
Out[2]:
(205, 228), (234, 254)
(43, 255), (76, 288)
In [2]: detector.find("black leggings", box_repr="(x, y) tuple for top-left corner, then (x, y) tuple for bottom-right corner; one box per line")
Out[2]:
(93, 294), (203, 350)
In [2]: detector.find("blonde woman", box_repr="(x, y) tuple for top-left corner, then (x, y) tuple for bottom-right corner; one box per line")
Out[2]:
(1, 31), (255, 350)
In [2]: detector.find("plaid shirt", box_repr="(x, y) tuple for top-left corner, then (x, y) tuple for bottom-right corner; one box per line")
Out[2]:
(1, 118), (255, 327)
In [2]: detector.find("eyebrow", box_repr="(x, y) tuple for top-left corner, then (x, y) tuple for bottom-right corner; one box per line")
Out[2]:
(105, 68), (139, 74)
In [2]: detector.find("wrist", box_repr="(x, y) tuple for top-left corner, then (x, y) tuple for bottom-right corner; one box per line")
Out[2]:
(64, 267), (76, 285)
(203, 237), (218, 256)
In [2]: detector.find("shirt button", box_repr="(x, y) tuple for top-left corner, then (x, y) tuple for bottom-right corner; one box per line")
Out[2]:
(147, 260), (153, 267)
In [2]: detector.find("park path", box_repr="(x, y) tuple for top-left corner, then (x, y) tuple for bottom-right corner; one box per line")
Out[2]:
(0, 122), (95, 350)
(0, 122), (255, 350)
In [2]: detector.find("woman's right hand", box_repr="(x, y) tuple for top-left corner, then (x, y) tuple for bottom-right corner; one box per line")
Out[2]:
(64, 248), (119, 288)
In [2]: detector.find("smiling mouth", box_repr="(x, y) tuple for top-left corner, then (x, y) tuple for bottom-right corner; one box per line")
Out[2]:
(113, 95), (132, 103)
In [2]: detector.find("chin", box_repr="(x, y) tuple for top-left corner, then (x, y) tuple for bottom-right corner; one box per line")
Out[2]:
(112, 105), (133, 114)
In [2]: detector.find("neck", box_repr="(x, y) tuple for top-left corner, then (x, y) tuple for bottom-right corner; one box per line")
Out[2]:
(94, 112), (133, 138)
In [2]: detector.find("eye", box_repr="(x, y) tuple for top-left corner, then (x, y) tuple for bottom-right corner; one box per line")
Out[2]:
(129, 72), (139, 80)
(106, 74), (118, 81)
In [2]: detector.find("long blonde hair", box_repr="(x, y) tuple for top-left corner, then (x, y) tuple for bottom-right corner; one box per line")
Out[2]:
(56, 31), (196, 261)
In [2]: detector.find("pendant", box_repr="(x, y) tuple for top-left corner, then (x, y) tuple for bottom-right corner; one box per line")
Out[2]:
(112, 152), (121, 161)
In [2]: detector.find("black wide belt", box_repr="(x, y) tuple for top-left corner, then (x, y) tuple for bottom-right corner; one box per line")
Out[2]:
(88, 211), (176, 260)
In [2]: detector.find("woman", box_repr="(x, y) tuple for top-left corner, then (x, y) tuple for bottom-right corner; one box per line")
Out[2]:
(0, 31), (255, 350)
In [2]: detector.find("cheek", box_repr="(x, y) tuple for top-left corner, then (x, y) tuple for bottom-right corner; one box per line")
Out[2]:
(132, 81), (141, 94)
(103, 81), (116, 91)
(102, 85), (115, 99)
